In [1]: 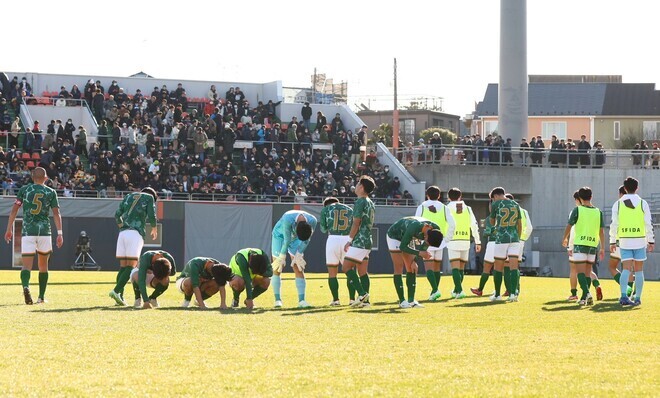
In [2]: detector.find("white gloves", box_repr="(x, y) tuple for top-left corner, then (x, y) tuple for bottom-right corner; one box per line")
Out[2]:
(272, 254), (286, 273)
(293, 253), (306, 271)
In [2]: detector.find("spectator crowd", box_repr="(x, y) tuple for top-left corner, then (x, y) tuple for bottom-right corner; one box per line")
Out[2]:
(1, 77), (413, 203)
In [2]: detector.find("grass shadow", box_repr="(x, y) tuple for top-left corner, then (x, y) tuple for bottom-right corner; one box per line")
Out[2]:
(541, 305), (583, 312)
(281, 307), (345, 316)
(451, 300), (507, 308)
(34, 306), (134, 313)
(590, 302), (640, 313)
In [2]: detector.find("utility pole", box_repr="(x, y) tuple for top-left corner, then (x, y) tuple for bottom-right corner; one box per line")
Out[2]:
(393, 58), (400, 149)
(312, 67), (317, 104)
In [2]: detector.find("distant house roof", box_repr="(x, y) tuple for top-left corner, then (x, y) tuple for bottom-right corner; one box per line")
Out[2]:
(129, 71), (154, 78)
(475, 83), (660, 117)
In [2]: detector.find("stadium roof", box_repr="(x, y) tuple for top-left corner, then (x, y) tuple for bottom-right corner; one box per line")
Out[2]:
(475, 83), (660, 117)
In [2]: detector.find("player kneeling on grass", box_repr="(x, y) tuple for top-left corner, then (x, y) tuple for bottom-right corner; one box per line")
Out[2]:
(271, 210), (317, 308)
(176, 257), (234, 310)
(387, 216), (443, 308)
(229, 248), (272, 309)
(130, 250), (176, 309)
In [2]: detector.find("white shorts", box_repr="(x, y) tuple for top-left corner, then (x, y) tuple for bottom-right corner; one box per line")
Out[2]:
(426, 248), (443, 261)
(610, 246), (621, 260)
(484, 241), (496, 264)
(494, 242), (521, 260)
(448, 249), (469, 263)
(345, 246), (370, 264)
(572, 253), (596, 264)
(326, 235), (351, 266)
(22, 236), (53, 255)
(131, 267), (155, 286)
(515, 240), (526, 257)
(176, 277), (186, 293)
(116, 230), (144, 260)
(387, 236), (402, 252)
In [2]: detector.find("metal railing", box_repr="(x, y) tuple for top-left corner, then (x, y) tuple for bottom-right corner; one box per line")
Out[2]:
(390, 145), (660, 169)
(0, 188), (415, 206)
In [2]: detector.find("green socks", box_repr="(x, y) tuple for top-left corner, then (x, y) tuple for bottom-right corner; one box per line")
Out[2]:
(347, 278), (356, 300)
(393, 274), (405, 302)
(426, 270), (438, 292)
(20, 269), (31, 288)
(493, 270), (503, 296)
(345, 269), (365, 296)
(328, 277), (339, 301)
(132, 281), (141, 300)
(184, 294), (193, 301)
(478, 272), (490, 291)
(451, 268), (462, 293)
(149, 284), (168, 300)
(571, 288), (577, 297)
(252, 285), (267, 299)
(586, 277), (592, 290)
(114, 267), (132, 295)
(38, 272), (48, 299)
(434, 271), (441, 286)
(360, 274), (370, 294)
(509, 269), (519, 296)
(233, 289), (241, 302)
(592, 279), (600, 288)
(406, 272), (416, 302)
(613, 273), (621, 285)
(503, 266), (511, 292)
(577, 273), (589, 300)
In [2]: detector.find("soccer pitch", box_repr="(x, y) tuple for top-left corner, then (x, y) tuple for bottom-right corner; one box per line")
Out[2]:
(0, 271), (657, 397)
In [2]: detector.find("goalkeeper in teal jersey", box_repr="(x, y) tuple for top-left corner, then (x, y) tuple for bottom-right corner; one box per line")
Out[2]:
(4, 167), (63, 305)
(229, 248), (272, 309)
(128, 250), (176, 309)
(488, 187), (522, 302)
(387, 217), (443, 308)
(176, 257), (234, 310)
(271, 210), (317, 308)
(109, 187), (158, 306)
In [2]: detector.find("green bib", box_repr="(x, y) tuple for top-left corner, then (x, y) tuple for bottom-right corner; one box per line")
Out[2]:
(230, 248), (264, 279)
(574, 206), (601, 248)
(520, 209), (530, 241)
(618, 202), (646, 239)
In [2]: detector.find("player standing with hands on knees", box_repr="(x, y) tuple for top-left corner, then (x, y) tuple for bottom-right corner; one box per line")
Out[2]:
(271, 210), (317, 308)
(386, 217), (443, 308)
(5, 167), (63, 304)
(110, 187), (158, 306)
(610, 177), (654, 306)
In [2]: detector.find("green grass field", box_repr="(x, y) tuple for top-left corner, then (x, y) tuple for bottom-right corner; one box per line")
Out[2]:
(0, 270), (657, 397)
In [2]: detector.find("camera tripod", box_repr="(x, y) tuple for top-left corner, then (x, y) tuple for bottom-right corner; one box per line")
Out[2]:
(72, 250), (101, 271)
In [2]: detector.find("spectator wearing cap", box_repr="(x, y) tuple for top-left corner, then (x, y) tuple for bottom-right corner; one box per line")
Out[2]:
(108, 80), (120, 97)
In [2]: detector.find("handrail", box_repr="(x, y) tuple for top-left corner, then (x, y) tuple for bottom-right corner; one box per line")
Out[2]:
(389, 144), (660, 169)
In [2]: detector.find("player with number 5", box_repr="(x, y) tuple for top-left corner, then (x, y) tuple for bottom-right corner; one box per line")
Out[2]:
(5, 167), (63, 305)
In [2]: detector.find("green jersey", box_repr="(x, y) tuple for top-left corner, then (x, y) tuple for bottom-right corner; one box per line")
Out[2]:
(387, 216), (439, 256)
(137, 250), (176, 302)
(115, 192), (157, 237)
(489, 199), (521, 244)
(351, 197), (375, 249)
(16, 184), (59, 236)
(177, 257), (218, 288)
(229, 248), (273, 300)
(483, 217), (497, 243)
(320, 203), (353, 236)
(568, 205), (603, 254)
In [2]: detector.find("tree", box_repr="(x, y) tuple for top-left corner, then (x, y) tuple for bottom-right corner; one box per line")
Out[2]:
(614, 128), (642, 149)
(419, 127), (457, 145)
(368, 123), (393, 146)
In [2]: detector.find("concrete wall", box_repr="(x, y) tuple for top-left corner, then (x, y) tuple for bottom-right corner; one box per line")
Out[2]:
(408, 163), (660, 279)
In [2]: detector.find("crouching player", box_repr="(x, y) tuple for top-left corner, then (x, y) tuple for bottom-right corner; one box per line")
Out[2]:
(130, 250), (176, 309)
(176, 257), (234, 310)
(271, 210), (317, 308)
(229, 248), (272, 309)
(387, 216), (443, 308)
